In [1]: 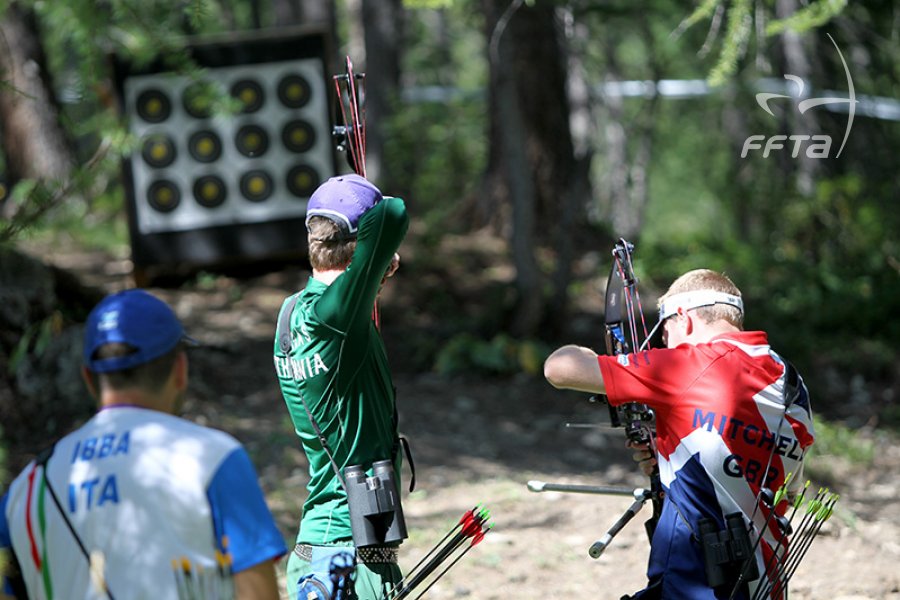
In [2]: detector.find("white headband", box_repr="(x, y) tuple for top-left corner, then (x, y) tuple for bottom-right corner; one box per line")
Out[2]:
(658, 290), (744, 321)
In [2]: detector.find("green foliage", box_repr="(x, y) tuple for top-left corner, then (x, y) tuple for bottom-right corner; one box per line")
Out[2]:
(385, 3), (487, 240)
(185, 0), (213, 30)
(384, 96), (486, 236)
(7, 313), (64, 376)
(707, 0), (752, 87)
(672, 0), (849, 85)
(404, 0), (455, 8)
(759, 176), (899, 349)
(2, 129), (132, 248)
(675, 0), (722, 36)
(434, 333), (548, 377)
(766, 0), (848, 36)
(21, 182), (130, 253)
(642, 98), (734, 246)
(646, 187), (898, 351)
(808, 416), (875, 465)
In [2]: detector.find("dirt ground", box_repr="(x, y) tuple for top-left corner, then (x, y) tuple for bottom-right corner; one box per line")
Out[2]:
(18, 238), (900, 600)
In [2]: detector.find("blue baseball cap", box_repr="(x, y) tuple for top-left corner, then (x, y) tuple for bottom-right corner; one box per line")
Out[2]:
(83, 289), (194, 373)
(305, 174), (382, 236)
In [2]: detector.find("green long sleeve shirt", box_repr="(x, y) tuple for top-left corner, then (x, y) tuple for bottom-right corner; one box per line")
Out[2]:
(273, 196), (409, 545)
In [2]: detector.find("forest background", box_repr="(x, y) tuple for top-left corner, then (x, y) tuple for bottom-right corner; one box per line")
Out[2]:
(0, 0), (898, 598)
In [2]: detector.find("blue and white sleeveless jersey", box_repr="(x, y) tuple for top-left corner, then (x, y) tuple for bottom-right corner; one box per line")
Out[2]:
(0, 406), (286, 599)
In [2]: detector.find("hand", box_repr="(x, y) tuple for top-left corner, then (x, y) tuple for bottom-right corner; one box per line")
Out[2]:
(385, 253), (400, 279)
(626, 440), (657, 477)
(378, 253), (400, 297)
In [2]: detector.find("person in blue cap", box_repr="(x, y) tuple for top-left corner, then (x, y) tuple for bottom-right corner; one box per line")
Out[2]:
(273, 174), (410, 600)
(0, 289), (286, 599)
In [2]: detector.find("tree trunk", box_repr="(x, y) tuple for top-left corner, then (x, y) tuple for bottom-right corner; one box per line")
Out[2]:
(274, 0), (302, 25)
(296, 0), (333, 23)
(481, 0), (578, 337)
(776, 0), (819, 198)
(721, 89), (757, 243)
(361, 0), (403, 189)
(596, 27), (658, 241)
(550, 6), (594, 335)
(496, 42), (541, 337)
(0, 2), (74, 207)
(293, 0), (338, 59)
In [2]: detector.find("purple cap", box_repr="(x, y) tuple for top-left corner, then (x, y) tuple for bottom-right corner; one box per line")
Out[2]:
(305, 174), (383, 236)
(83, 290), (193, 373)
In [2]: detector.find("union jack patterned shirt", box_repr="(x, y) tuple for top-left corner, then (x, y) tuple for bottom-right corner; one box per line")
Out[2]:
(598, 331), (814, 599)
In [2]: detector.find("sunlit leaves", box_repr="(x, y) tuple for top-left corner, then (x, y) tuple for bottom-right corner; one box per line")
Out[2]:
(766, 0), (848, 36)
(707, 0), (752, 87)
(672, 0), (848, 86)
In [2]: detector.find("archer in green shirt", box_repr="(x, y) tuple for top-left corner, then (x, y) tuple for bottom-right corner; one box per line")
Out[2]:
(274, 174), (409, 600)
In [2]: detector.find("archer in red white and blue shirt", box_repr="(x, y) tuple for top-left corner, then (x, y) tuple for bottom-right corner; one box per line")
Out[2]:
(545, 269), (814, 600)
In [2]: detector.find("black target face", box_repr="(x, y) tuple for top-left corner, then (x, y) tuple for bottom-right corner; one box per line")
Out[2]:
(141, 134), (177, 168)
(240, 170), (274, 203)
(277, 74), (312, 109)
(281, 120), (316, 153)
(235, 124), (269, 158)
(135, 89), (172, 123)
(192, 175), (227, 208)
(231, 79), (265, 113)
(285, 164), (320, 198)
(147, 180), (181, 213)
(188, 130), (223, 163)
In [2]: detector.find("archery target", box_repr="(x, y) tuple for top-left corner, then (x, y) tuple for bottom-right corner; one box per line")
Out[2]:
(124, 59), (330, 235)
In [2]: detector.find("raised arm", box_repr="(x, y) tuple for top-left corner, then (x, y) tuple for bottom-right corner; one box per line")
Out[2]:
(317, 196), (409, 331)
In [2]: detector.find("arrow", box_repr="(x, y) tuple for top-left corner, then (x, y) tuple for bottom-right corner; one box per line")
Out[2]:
(390, 506), (492, 599)
(410, 523), (494, 600)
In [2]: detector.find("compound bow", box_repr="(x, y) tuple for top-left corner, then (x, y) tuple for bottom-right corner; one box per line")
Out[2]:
(588, 238), (664, 557)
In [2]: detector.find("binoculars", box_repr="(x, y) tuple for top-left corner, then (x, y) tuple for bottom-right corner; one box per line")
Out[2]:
(699, 512), (759, 590)
(344, 460), (408, 547)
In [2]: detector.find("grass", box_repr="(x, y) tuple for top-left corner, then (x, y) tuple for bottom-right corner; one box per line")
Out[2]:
(808, 415), (876, 465)
(804, 415), (882, 491)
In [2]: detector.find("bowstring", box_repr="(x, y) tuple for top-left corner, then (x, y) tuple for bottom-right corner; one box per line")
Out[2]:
(345, 57), (367, 178)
